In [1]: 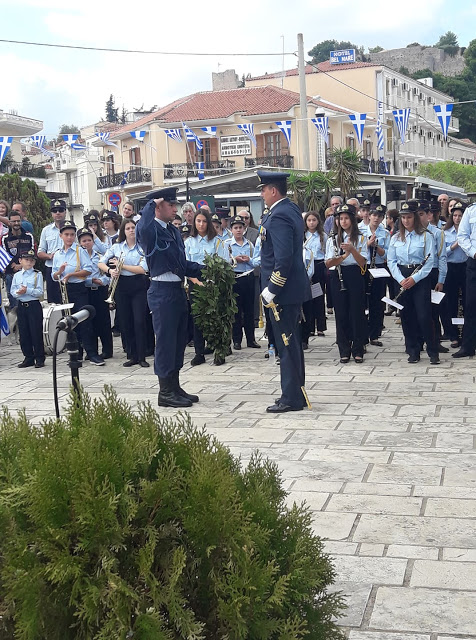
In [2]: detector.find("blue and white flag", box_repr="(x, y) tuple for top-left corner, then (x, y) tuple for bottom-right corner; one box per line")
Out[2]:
(62, 134), (87, 150)
(0, 304), (10, 338)
(130, 130), (146, 143)
(275, 121), (292, 145)
(311, 117), (329, 145)
(434, 104), (453, 140)
(376, 101), (385, 151)
(164, 129), (183, 143)
(196, 161), (205, 180)
(95, 132), (120, 148)
(29, 135), (46, 149)
(0, 136), (13, 163)
(349, 113), (367, 144)
(393, 108), (411, 145)
(237, 123), (256, 146)
(201, 126), (217, 136)
(0, 245), (12, 271)
(182, 122), (203, 151)
(120, 172), (128, 186)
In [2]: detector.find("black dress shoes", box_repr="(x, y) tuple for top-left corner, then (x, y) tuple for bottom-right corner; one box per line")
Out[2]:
(191, 354), (205, 366)
(233, 342), (241, 350)
(452, 349), (475, 358)
(123, 359), (139, 367)
(247, 341), (261, 349)
(407, 355), (420, 363)
(430, 355), (440, 365)
(438, 344), (449, 353)
(266, 402), (303, 413)
(18, 359), (35, 368)
(370, 340), (383, 347)
(139, 361), (150, 368)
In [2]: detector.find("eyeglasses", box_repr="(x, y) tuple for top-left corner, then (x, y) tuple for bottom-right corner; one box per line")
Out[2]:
(52, 208), (66, 213)
(240, 215), (250, 220)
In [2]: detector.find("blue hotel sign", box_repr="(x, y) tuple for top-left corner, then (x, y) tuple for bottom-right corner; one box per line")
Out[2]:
(330, 49), (356, 64)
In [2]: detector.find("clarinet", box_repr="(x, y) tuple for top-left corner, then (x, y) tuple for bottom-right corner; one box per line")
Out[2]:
(330, 230), (346, 292)
(393, 253), (432, 304)
(367, 238), (378, 296)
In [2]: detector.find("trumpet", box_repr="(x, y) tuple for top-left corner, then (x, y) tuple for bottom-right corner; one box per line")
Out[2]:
(330, 230), (346, 292)
(59, 278), (71, 316)
(105, 251), (125, 307)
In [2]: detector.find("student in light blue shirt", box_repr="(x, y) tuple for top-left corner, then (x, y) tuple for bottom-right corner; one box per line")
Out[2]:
(302, 211), (328, 346)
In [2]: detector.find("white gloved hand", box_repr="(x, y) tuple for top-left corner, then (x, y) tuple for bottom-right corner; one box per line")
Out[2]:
(261, 287), (275, 304)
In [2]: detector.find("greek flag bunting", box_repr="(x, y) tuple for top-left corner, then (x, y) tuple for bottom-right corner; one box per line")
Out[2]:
(311, 117), (329, 145)
(182, 123), (203, 151)
(376, 101), (385, 150)
(0, 136), (13, 163)
(0, 245), (12, 271)
(200, 126), (217, 136)
(130, 130), (146, 143)
(164, 129), (183, 143)
(29, 135), (46, 149)
(434, 104), (453, 140)
(196, 161), (205, 180)
(62, 134), (87, 150)
(275, 121), (292, 145)
(393, 108), (411, 145)
(95, 132), (119, 148)
(237, 123), (256, 146)
(0, 304), (10, 338)
(349, 113), (367, 144)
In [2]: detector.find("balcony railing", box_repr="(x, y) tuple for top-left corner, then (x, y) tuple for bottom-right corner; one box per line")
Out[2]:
(96, 167), (152, 190)
(0, 160), (46, 179)
(245, 155), (294, 169)
(360, 158), (393, 175)
(163, 160), (236, 180)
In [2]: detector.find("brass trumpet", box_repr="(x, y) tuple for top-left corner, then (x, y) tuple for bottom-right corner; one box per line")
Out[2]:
(59, 278), (71, 316)
(105, 252), (125, 307)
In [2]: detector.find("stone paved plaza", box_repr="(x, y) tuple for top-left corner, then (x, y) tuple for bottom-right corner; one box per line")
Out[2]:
(1, 314), (475, 639)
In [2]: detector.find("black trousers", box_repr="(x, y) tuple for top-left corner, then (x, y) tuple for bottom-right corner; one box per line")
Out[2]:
(270, 302), (305, 408)
(45, 266), (61, 304)
(429, 267), (442, 339)
(66, 282), (98, 358)
(302, 260), (327, 342)
(325, 267), (333, 309)
(86, 286), (113, 357)
(17, 300), (45, 362)
(461, 257), (476, 353)
(232, 273), (256, 345)
(148, 281), (188, 378)
(115, 275), (148, 362)
(368, 265), (387, 340)
(330, 265), (367, 358)
(264, 306), (279, 355)
(441, 261), (466, 341)
(398, 267), (438, 359)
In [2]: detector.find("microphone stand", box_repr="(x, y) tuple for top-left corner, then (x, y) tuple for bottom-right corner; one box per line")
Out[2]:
(65, 328), (82, 401)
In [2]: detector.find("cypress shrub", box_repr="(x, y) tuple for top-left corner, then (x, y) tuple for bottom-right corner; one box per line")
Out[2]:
(0, 388), (345, 639)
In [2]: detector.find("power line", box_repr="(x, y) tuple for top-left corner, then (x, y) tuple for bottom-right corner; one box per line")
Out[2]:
(0, 38), (295, 57)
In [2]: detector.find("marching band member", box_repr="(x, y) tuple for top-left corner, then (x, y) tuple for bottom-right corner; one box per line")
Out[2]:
(442, 202), (467, 348)
(366, 205), (391, 347)
(387, 201), (438, 364)
(51, 221), (105, 366)
(214, 206), (232, 241)
(37, 199), (67, 303)
(325, 203), (367, 363)
(185, 208), (227, 366)
(302, 211), (327, 348)
(452, 201), (476, 358)
(101, 211), (120, 247)
(77, 227), (113, 360)
(99, 219), (149, 368)
(84, 210), (108, 254)
(10, 249), (45, 368)
(358, 199), (371, 230)
(224, 215), (260, 350)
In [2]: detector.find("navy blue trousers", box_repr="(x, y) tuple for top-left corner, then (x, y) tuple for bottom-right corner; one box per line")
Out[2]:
(148, 281), (188, 378)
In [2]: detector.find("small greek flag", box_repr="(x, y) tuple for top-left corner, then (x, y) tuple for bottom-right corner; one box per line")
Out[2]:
(196, 161), (205, 180)
(201, 126), (217, 136)
(164, 129), (183, 143)
(95, 132), (119, 148)
(237, 123), (256, 146)
(434, 104), (453, 141)
(349, 113), (367, 144)
(0, 304), (10, 338)
(182, 122), (203, 151)
(0, 245), (12, 271)
(393, 109), (411, 145)
(120, 172), (128, 186)
(0, 136), (13, 163)
(275, 121), (292, 145)
(311, 117), (329, 145)
(29, 135), (46, 149)
(62, 134), (87, 150)
(130, 130), (146, 143)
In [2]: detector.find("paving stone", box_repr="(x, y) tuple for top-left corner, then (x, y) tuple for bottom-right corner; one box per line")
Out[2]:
(285, 491), (329, 511)
(410, 560), (476, 590)
(386, 545), (438, 560)
(442, 548), (476, 562)
(331, 556), (406, 585)
(444, 467), (476, 487)
(290, 479), (344, 493)
(303, 449), (390, 464)
(329, 582), (372, 627)
(311, 512), (357, 540)
(368, 464), (442, 485)
(364, 432), (434, 448)
(326, 494), (422, 516)
(359, 543), (386, 556)
(349, 633), (430, 640)
(424, 497), (476, 518)
(323, 541), (358, 556)
(343, 482), (412, 496)
(370, 586), (476, 634)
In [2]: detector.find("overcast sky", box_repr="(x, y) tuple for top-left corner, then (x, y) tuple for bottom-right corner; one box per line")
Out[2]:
(1, 0), (474, 136)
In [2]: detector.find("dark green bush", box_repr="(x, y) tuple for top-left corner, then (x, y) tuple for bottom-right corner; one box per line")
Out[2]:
(0, 388), (345, 639)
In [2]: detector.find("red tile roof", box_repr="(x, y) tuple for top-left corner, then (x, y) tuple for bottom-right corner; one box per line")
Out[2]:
(249, 60), (379, 81)
(109, 85), (350, 140)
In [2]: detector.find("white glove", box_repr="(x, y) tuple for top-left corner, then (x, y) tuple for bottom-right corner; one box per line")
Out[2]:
(261, 287), (275, 304)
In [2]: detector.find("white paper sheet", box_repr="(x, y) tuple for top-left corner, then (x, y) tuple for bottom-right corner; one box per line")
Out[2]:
(431, 291), (445, 305)
(452, 318), (464, 325)
(311, 282), (323, 298)
(381, 296), (403, 311)
(369, 268), (390, 278)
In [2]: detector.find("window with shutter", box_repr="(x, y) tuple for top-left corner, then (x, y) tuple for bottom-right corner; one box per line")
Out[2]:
(256, 134), (265, 158)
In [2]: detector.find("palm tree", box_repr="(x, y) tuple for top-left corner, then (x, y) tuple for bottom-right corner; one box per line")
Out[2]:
(288, 170), (336, 212)
(329, 148), (362, 199)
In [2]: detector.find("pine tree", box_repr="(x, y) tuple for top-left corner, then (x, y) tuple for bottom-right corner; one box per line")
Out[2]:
(105, 94), (119, 123)
(0, 173), (51, 240)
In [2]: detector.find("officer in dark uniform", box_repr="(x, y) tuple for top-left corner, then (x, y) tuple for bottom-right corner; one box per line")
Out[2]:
(258, 170), (311, 413)
(136, 187), (203, 408)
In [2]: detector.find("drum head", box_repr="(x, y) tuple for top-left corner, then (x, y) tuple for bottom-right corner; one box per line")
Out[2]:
(43, 305), (67, 354)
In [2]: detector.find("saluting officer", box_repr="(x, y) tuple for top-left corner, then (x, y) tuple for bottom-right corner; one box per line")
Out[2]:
(136, 187), (203, 408)
(258, 170), (311, 413)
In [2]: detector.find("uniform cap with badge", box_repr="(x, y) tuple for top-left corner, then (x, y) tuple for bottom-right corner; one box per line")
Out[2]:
(257, 170), (290, 190)
(101, 211), (117, 222)
(215, 206), (231, 220)
(19, 248), (37, 261)
(428, 201), (441, 214)
(59, 220), (77, 233)
(50, 199), (67, 212)
(336, 203), (357, 216)
(371, 203), (387, 216)
(360, 199), (371, 209)
(77, 227), (94, 240)
(146, 186), (179, 203)
(451, 201), (467, 212)
(230, 215), (246, 227)
(400, 200), (419, 213)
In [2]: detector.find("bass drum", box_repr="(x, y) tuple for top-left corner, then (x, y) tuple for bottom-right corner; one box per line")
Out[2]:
(42, 303), (74, 355)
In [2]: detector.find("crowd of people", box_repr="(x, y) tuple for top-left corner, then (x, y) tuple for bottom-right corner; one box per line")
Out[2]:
(1, 183), (476, 410)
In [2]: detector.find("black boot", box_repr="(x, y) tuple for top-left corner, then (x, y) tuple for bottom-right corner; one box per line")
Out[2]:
(172, 371), (199, 403)
(158, 376), (192, 408)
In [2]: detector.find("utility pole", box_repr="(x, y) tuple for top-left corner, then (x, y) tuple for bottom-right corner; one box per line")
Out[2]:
(297, 33), (310, 171)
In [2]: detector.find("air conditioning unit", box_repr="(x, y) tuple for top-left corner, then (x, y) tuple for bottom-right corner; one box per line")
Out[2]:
(412, 125), (418, 133)
(99, 155), (106, 162)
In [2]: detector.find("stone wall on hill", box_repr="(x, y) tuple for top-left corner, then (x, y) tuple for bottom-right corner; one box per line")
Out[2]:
(368, 46), (465, 77)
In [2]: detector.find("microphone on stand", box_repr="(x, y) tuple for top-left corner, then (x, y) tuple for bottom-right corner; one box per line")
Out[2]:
(57, 305), (96, 331)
